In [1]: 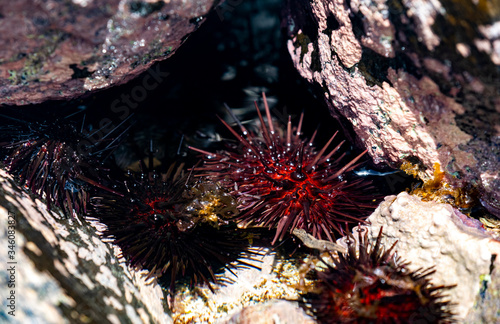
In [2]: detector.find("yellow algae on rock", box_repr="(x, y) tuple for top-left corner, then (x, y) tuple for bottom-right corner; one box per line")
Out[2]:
(406, 162), (479, 213)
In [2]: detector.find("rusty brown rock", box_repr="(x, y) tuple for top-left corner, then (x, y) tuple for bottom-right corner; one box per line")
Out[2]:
(285, 0), (500, 214)
(0, 0), (216, 105)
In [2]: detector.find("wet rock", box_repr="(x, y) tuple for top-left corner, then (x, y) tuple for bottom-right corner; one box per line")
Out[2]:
(0, 0), (216, 105)
(284, 0), (500, 216)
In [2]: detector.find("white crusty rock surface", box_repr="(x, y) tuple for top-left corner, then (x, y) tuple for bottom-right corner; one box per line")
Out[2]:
(363, 192), (500, 321)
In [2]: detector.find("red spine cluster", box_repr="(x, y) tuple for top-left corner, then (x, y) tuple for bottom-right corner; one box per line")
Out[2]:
(191, 93), (377, 244)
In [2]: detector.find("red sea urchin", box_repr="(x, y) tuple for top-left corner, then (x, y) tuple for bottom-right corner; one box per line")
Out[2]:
(301, 228), (455, 323)
(90, 163), (261, 294)
(190, 93), (377, 244)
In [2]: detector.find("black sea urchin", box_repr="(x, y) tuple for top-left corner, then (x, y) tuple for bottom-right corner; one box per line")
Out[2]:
(91, 163), (261, 294)
(1, 112), (124, 215)
(190, 93), (376, 244)
(301, 228), (455, 323)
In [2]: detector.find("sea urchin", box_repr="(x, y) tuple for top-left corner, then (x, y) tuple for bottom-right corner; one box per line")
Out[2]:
(190, 93), (376, 244)
(1, 113), (122, 216)
(301, 227), (455, 323)
(91, 163), (260, 294)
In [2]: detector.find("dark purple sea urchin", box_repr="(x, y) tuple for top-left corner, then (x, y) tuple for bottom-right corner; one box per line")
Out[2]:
(91, 163), (261, 294)
(1, 116), (122, 216)
(301, 228), (455, 323)
(190, 93), (377, 244)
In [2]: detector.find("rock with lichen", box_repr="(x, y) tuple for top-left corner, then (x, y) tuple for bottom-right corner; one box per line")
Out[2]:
(0, 0), (217, 105)
(284, 0), (500, 218)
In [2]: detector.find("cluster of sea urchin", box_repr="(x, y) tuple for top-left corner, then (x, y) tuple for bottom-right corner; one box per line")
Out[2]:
(1, 115), (122, 216)
(190, 93), (377, 244)
(301, 227), (455, 323)
(91, 163), (261, 294)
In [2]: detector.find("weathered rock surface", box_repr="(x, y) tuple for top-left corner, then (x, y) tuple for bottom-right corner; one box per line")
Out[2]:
(222, 300), (315, 324)
(0, 169), (172, 323)
(0, 0), (216, 105)
(285, 0), (500, 216)
(361, 192), (500, 322)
